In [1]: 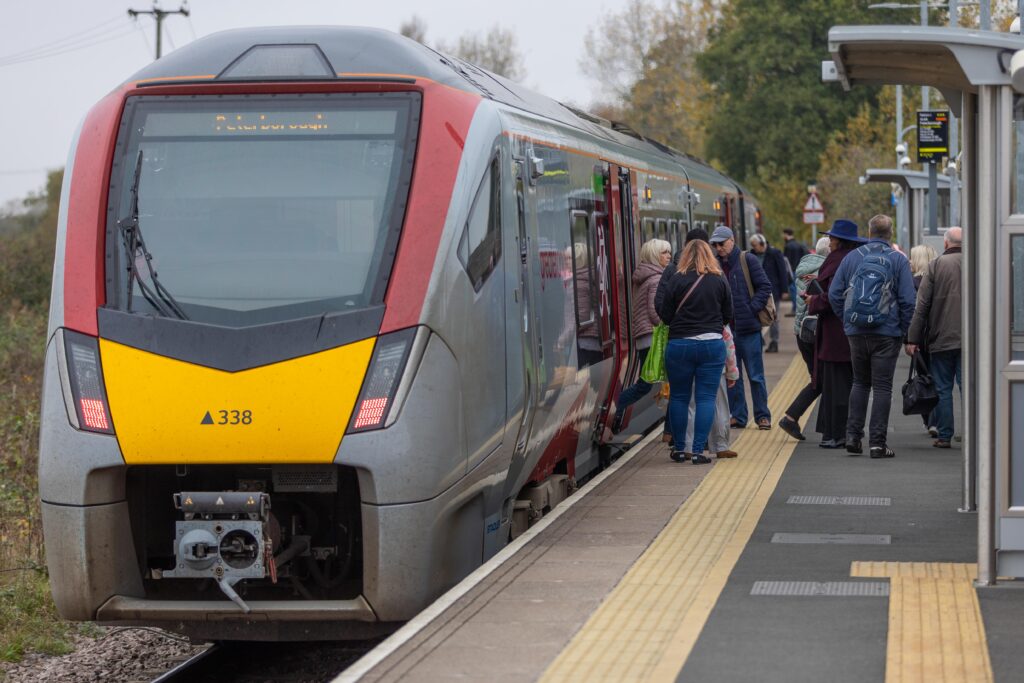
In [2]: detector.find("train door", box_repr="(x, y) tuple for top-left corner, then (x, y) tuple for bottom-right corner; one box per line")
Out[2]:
(597, 163), (632, 438)
(505, 158), (542, 492)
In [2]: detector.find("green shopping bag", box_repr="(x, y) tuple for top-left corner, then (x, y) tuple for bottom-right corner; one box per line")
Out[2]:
(640, 323), (668, 383)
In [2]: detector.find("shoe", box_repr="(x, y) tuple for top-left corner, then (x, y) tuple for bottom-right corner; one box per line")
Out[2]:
(766, 341), (779, 353)
(846, 439), (863, 456)
(730, 418), (746, 429)
(669, 450), (690, 462)
(610, 415), (624, 435)
(778, 416), (805, 441)
(870, 446), (896, 459)
(662, 432), (673, 443)
(819, 439), (841, 449)
(691, 454), (713, 464)
(716, 450), (738, 459)
(933, 439), (951, 449)
(757, 418), (772, 430)
(928, 426), (939, 438)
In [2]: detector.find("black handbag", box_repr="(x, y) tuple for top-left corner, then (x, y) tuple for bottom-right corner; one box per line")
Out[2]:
(798, 315), (818, 344)
(902, 351), (939, 416)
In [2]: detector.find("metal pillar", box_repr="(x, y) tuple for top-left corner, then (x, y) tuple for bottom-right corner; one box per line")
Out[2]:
(961, 91), (977, 514)
(928, 162), (939, 235)
(976, 85), (997, 586)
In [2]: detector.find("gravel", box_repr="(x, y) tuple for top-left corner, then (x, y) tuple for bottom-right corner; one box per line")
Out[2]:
(0, 627), (208, 683)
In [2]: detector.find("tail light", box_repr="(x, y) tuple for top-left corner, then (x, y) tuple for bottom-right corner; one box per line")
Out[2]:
(346, 327), (416, 433)
(62, 330), (114, 434)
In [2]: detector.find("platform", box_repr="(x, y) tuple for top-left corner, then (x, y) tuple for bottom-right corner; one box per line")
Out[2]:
(338, 330), (1024, 683)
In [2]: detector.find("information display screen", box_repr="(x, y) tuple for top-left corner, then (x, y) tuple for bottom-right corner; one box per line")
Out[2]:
(917, 110), (949, 163)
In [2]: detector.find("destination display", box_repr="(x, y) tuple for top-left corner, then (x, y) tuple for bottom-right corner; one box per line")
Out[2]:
(917, 110), (949, 163)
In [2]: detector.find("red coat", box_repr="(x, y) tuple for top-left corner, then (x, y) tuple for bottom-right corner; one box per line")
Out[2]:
(806, 246), (855, 366)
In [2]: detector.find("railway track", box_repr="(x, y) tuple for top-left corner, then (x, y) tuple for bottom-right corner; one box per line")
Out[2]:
(143, 640), (379, 682)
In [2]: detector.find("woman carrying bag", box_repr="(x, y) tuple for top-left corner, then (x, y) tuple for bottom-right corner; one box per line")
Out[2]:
(656, 239), (733, 464)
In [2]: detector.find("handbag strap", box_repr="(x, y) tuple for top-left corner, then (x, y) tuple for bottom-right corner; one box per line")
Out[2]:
(675, 273), (706, 316)
(739, 251), (756, 299)
(908, 350), (929, 381)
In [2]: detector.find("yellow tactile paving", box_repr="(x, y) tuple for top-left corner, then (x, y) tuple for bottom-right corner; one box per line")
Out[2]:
(540, 357), (809, 683)
(849, 562), (993, 683)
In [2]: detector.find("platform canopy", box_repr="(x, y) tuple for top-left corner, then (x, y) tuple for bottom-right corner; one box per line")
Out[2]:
(828, 25), (1024, 111)
(863, 168), (951, 192)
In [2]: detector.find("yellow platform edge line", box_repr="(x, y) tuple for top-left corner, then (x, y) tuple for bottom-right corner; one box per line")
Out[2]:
(849, 562), (993, 683)
(540, 356), (810, 683)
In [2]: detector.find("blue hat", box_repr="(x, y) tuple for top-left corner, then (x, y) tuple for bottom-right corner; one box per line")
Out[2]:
(822, 219), (866, 243)
(709, 225), (734, 243)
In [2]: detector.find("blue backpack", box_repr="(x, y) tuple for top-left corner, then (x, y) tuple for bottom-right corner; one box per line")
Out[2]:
(843, 243), (896, 328)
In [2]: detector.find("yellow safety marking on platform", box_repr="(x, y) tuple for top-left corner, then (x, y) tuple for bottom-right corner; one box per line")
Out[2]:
(848, 562), (992, 683)
(540, 357), (810, 683)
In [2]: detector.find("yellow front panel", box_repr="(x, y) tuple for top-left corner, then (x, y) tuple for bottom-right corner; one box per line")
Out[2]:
(100, 338), (376, 464)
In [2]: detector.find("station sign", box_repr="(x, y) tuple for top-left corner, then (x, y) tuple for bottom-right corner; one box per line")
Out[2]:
(803, 192), (824, 225)
(917, 110), (949, 163)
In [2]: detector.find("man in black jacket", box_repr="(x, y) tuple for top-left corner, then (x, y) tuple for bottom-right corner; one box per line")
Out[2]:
(783, 229), (808, 316)
(750, 234), (791, 353)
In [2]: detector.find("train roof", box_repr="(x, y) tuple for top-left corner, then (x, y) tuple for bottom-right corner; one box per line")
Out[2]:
(126, 26), (739, 194)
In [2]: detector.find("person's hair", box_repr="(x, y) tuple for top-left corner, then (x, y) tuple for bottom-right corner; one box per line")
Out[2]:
(783, 228), (794, 236)
(946, 226), (963, 245)
(639, 238), (672, 266)
(678, 238), (723, 276)
(750, 233), (766, 247)
(685, 226), (709, 243)
(815, 236), (831, 256)
(868, 214), (893, 240)
(909, 244), (937, 275)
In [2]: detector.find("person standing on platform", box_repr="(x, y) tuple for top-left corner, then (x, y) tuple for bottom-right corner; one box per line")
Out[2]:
(749, 233), (791, 353)
(804, 222), (863, 447)
(778, 236), (830, 440)
(709, 226), (773, 430)
(657, 239), (733, 464)
(829, 214), (917, 459)
(611, 238), (672, 434)
(783, 228), (809, 317)
(906, 227), (963, 448)
(682, 323), (740, 458)
(909, 243), (939, 436)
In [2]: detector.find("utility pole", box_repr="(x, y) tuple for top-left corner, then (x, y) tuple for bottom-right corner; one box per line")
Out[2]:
(949, 0), (960, 229)
(128, 2), (189, 59)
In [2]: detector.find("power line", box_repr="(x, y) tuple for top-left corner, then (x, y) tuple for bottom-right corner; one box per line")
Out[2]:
(0, 25), (140, 67)
(128, 2), (190, 59)
(0, 15), (123, 62)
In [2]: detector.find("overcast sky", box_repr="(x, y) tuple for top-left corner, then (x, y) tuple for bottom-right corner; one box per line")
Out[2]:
(0, 0), (619, 207)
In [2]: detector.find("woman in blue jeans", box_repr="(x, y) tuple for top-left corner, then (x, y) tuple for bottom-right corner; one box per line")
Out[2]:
(656, 239), (734, 464)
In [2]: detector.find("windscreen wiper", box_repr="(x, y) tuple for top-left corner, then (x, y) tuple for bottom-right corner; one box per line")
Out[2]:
(117, 150), (189, 320)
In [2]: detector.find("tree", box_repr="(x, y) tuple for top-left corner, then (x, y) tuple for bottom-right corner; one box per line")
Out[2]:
(437, 26), (526, 81)
(697, 0), (907, 194)
(579, 0), (663, 105)
(398, 15), (427, 44)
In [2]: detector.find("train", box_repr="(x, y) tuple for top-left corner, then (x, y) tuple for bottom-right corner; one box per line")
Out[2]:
(38, 26), (761, 641)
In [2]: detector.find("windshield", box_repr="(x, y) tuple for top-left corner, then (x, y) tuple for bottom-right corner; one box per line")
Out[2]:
(106, 93), (420, 326)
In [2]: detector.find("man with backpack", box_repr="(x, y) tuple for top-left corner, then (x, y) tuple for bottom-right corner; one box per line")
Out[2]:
(828, 214), (917, 459)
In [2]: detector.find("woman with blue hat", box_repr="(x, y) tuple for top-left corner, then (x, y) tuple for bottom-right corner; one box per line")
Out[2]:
(796, 219), (865, 448)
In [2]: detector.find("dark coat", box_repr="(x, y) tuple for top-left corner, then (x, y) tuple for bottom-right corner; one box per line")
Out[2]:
(719, 246), (772, 336)
(806, 245), (855, 365)
(907, 246), (962, 353)
(784, 238), (809, 272)
(757, 245), (791, 303)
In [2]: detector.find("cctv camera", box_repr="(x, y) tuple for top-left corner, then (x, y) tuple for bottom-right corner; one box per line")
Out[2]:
(899, 156), (911, 168)
(895, 143), (907, 156)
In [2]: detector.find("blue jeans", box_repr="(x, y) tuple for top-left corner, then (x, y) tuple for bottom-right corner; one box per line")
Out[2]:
(727, 331), (770, 425)
(666, 338), (726, 454)
(788, 281), (798, 313)
(616, 347), (654, 423)
(930, 349), (962, 441)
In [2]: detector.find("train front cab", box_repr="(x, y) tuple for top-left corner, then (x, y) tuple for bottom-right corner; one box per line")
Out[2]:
(37, 68), (519, 639)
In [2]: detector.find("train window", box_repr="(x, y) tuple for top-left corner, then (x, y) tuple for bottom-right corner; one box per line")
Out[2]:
(641, 217), (655, 244)
(571, 212), (597, 331)
(656, 218), (668, 242)
(668, 220), (679, 251)
(458, 154), (503, 291)
(105, 92), (421, 326)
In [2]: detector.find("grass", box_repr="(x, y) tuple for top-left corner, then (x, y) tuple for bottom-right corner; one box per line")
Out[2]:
(0, 170), (96, 666)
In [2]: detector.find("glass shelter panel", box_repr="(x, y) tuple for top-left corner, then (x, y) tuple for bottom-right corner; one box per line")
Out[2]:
(1013, 236), (1024, 360)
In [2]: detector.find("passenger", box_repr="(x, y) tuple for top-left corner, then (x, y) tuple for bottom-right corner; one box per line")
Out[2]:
(656, 239), (733, 464)
(829, 214), (917, 459)
(909, 243), (939, 436)
(709, 226), (773, 430)
(682, 324), (740, 458)
(573, 241), (603, 368)
(611, 238), (672, 434)
(778, 236), (831, 440)
(749, 233), (792, 353)
(906, 227), (963, 448)
(805, 220), (864, 448)
(783, 228), (810, 317)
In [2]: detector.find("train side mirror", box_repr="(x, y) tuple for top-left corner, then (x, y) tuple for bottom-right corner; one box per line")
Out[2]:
(529, 155), (545, 183)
